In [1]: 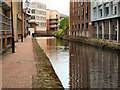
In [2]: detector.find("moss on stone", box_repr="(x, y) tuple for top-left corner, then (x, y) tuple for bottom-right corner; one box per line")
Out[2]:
(32, 38), (63, 88)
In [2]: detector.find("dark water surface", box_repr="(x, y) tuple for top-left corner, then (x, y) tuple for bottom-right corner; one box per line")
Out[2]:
(36, 37), (120, 88)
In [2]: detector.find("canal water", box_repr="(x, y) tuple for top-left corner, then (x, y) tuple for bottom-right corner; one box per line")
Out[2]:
(36, 37), (120, 88)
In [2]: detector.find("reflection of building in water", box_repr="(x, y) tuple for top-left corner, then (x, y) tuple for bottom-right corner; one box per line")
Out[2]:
(118, 54), (120, 88)
(37, 37), (57, 58)
(69, 43), (90, 88)
(69, 43), (119, 88)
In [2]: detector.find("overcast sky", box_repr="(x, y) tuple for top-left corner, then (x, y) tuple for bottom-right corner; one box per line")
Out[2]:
(23, 0), (69, 16)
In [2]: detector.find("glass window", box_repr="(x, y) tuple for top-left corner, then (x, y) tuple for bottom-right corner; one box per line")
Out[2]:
(31, 16), (35, 19)
(86, 23), (88, 29)
(32, 9), (35, 14)
(31, 3), (36, 8)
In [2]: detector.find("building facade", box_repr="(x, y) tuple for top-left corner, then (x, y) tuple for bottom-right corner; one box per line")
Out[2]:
(0, 1), (27, 53)
(24, 0), (31, 35)
(12, 1), (23, 41)
(0, 1), (12, 52)
(24, 0), (31, 15)
(91, 0), (120, 42)
(29, 1), (46, 33)
(22, 10), (30, 37)
(46, 10), (60, 31)
(69, 0), (93, 38)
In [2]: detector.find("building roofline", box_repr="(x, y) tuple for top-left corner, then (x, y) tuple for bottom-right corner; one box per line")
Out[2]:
(31, 1), (46, 6)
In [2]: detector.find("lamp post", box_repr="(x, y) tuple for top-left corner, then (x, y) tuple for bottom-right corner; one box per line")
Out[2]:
(11, 0), (15, 53)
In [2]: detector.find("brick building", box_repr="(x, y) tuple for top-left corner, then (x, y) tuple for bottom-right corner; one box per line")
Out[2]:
(69, 0), (93, 38)
(29, 22), (38, 35)
(0, 1), (28, 53)
(0, 1), (12, 52)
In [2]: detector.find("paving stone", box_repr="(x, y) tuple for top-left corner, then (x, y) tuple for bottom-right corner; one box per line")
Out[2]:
(2, 36), (37, 88)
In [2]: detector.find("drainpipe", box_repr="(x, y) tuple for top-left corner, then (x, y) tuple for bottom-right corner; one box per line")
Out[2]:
(21, 1), (23, 42)
(11, 0), (15, 53)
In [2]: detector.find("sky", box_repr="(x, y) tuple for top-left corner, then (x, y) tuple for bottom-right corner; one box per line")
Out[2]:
(23, 0), (69, 16)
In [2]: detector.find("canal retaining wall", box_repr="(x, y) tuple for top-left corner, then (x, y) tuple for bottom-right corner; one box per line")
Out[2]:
(32, 38), (63, 88)
(63, 36), (120, 51)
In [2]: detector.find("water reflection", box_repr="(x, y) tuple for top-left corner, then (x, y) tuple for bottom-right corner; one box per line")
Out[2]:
(36, 37), (69, 88)
(69, 43), (119, 88)
(36, 37), (120, 88)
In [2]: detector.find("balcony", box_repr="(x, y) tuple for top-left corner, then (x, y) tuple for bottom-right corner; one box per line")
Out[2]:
(50, 21), (59, 24)
(0, 13), (12, 35)
(50, 25), (59, 28)
(50, 17), (59, 20)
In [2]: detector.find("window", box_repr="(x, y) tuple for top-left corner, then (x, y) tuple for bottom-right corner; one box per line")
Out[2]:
(113, 5), (116, 14)
(81, 2), (84, 6)
(104, 3), (109, 16)
(82, 24), (84, 29)
(113, 1), (117, 15)
(73, 2), (74, 9)
(79, 2), (80, 8)
(78, 9), (80, 16)
(32, 9), (35, 14)
(45, 23), (46, 27)
(79, 24), (80, 29)
(86, 5), (88, 14)
(82, 8), (84, 16)
(86, 23), (88, 29)
(75, 25), (77, 30)
(31, 16), (35, 19)
(31, 3), (36, 8)
(82, 8), (84, 21)
(72, 25), (74, 30)
(100, 8), (102, 17)
(93, 8), (96, 19)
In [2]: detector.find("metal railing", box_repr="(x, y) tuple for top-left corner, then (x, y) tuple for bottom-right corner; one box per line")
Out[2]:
(0, 13), (12, 35)
(50, 21), (59, 24)
(50, 25), (59, 28)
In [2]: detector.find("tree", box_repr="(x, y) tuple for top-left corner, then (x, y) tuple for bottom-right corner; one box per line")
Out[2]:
(59, 17), (69, 30)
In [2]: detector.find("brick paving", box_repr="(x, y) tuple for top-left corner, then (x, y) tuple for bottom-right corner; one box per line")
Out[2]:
(2, 36), (37, 88)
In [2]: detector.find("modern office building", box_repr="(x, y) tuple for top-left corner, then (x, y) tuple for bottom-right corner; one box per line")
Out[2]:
(91, 0), (120, 42)
(69, 0), (93, 37)
(46, 10), (60, 31)
(29, 1), (46, 33)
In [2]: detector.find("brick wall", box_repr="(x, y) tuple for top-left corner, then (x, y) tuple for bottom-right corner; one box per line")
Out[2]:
(69, 1), (93, 38)
(46, 19), (50, 30)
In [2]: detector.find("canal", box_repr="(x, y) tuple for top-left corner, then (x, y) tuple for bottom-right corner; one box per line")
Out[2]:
(36, 37), (120, 88)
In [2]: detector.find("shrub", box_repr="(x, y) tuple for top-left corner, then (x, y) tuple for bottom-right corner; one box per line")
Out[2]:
(53, 29), (64, 38)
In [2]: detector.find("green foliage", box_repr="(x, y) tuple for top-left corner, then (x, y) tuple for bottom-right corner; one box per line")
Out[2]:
(59, 18), (69, 30)
(53, 29), (64, 38)
(92, 39), (104, 45)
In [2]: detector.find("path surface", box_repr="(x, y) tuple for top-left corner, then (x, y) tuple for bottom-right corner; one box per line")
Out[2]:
(2, 36), (37, 88)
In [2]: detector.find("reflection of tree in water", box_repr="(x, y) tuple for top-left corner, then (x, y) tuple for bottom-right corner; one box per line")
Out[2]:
(69, 42), (119, 88)
(56, 39), (69, 51)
